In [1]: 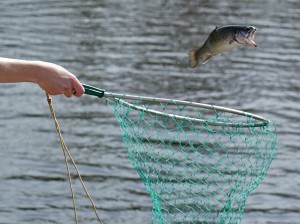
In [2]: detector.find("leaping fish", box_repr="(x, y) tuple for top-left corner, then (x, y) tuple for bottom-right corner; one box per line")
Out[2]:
(189, 25), (257, 68)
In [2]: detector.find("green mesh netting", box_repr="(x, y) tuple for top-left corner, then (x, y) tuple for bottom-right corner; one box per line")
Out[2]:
(106, 97), (277, 224)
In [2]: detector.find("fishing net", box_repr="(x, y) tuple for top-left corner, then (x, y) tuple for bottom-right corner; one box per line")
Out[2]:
(103, 94), (277, 224)
(50, 84), (276, 224)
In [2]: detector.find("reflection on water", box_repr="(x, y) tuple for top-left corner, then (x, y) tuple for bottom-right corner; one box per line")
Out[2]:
(0, 0), (300, 223)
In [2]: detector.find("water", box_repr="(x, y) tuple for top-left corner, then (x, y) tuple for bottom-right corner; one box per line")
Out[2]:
(0, 0), (299, 223)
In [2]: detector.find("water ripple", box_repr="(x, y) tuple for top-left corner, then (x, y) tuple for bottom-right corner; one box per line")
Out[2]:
(0, 0), (299, 223)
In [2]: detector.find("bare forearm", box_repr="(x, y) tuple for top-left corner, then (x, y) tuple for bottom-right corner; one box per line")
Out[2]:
(0, 57), (41, 83)
(0, 57), (84, 97)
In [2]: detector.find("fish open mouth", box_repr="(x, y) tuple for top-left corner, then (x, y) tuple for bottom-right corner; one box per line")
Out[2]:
(245, 27), (257, 47)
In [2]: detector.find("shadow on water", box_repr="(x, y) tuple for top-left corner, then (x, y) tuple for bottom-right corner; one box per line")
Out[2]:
(0, 0), (300, 223)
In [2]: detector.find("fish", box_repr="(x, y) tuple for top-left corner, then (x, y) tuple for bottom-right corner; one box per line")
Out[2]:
(188, 25), (257, 68)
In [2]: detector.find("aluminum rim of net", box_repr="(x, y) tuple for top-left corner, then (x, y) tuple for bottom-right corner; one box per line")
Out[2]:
(104, 92), (269, 128)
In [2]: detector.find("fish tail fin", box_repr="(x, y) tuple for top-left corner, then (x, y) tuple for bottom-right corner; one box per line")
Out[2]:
(188, 49), (200, 68)
(189, 49), (213, 68)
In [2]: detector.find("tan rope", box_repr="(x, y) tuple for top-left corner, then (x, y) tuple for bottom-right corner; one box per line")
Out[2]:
(46, 93), (104, 224)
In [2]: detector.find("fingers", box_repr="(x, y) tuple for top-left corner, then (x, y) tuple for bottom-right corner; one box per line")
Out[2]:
(72, 78), (85, 97)
(64, 88), (74, 98)
(62, 78), (84, 98)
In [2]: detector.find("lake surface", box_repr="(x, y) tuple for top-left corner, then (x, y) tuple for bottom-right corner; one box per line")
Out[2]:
(0, 0), (300, 223)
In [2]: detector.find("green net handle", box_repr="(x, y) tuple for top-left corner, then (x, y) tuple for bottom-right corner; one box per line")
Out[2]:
(83, 84), (105, 98)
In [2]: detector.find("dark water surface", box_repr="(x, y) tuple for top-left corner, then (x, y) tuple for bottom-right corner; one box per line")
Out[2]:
(0, 0), (300, 223)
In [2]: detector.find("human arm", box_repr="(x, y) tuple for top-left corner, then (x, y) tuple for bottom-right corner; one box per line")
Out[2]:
(0, 57), (84, 97)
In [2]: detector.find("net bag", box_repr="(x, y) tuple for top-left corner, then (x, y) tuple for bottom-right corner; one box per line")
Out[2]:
(106, 95), (277, 224)
(82, 84), (277, 224)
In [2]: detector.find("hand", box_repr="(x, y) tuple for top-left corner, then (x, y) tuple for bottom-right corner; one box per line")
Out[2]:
(35, 62), (84, 97)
